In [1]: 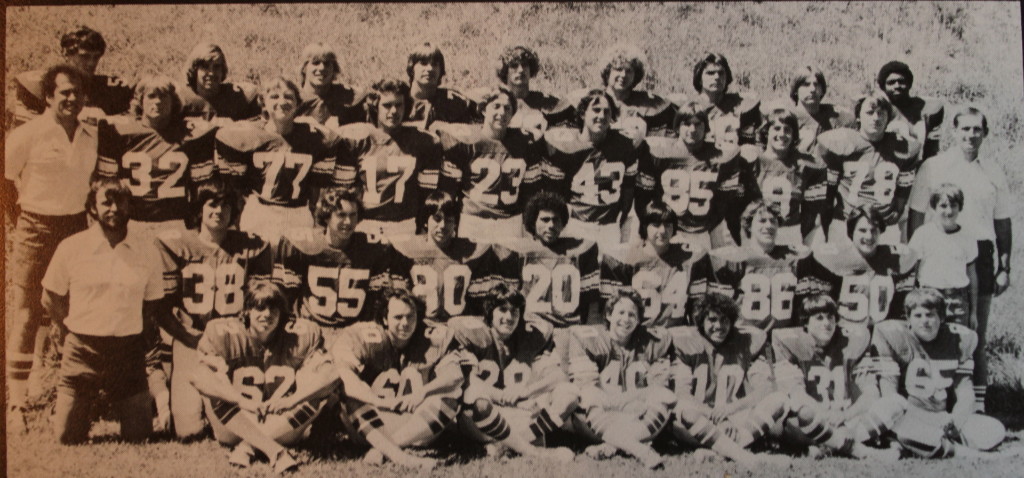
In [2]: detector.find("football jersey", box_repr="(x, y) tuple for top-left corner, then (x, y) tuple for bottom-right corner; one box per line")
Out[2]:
(771, 326), (870, 408)
(816, 128), (921, 226)
(179, 81), (261, 122)
(391, 236), (521, 323)
(297, 83), (366, 129)
(749, 151), (829, 229)
(870, 320), (977, 413)
(512, 237), (601, 328)
(601, 242), (714, 328)
(198, 317), (327, 403)
(887, 96), (944, 162)
(216, 120), (340, 208)
(274, 229), (409, 329)
(438, 127), (545, 219)
(710, 245), (808, 330)
(543, 128), (642, 225)
(449, 316), (560, 395)
(511, 90), (575, 130)
(333, 123), (442, 222)
(330, 321), (462, 401)
(796, 244), (916, 327)
(567, 324), (674, 392)
(670, 326), (771, 408)
(637, 137), (751, 234)
(157, 228), (274, 331)
(407, 87), (479, 129)
(96, 119), (216, 222)
(789, 103), (856, 156)
(686, 92), (762, 148)
(11, 70), (133, 127)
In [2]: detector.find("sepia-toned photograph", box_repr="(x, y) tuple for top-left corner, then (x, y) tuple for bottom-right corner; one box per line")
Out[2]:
(4, 2), (1024, 477)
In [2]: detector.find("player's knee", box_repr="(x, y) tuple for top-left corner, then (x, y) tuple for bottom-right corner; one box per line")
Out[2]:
(471, 398), (494, 420)
(645, 385), (677, 409)
(872, 395), (909, 425)
(550, 382), (581, 408)
(757, 391), (790, 420)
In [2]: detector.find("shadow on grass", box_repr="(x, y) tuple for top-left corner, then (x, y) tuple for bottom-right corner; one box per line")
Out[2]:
(987, 383), (1024, 431)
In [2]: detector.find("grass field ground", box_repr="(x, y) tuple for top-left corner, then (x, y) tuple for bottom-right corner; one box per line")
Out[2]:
(5, 2), (1024, 477)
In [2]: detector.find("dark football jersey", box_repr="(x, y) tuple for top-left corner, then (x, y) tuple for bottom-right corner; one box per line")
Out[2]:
(96, 119), (216, 222)
(407, 87), (479, 129)
(273, 229), (409, 328)
(870, 320), (976, 413)
(449, 316), (560, 393)
(568, 324), (674, 392)
(511, 90), (575, 130)
(543, 128), (641, 225)
(601, 242), (714, 328)
(215, 120), (340, 207)
(790, 103), (856, 156)
(157, 228), (273, 331)
(297, 83), (367, 129)
(670, 326), (771, 408)
(686, 91), (762, 148)
(438, 127), (545, 219)
(333, 124), (442, 223)
(11, 70), (133, 127)
(749, 151), (829, 229)
(887, 96), (944, 162)
(391, 236), (521, 323)
(772, 326), (870, 408)
(179, 81), (261, 122)
(512, 237), (601, 328)
(710, 245), (807, 330)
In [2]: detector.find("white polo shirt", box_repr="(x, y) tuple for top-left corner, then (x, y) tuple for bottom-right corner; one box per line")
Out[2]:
(4, 113), (98, 216)
(909, 149), (1011, 242)
(41, 225), (164, 337)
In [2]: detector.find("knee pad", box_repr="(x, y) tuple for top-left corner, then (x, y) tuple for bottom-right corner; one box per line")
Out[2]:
(350, 404), (386, 437)
(549, 382), (581, 409)
(414, 395), (460, 435)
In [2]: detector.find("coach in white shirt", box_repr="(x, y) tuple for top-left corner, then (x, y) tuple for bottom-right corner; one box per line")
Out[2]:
(5, 64), (98, 432)
(908, 106), (1012, 411)
(41, 175), (164, 444)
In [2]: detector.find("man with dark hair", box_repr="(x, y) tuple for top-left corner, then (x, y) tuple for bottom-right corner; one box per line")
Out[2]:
(784, 66), (855, 155)
(677, 53), (761, 149)
(178, 42), (261, 124)
(405, 42), (478, 128)
(876, 61), (944, 162)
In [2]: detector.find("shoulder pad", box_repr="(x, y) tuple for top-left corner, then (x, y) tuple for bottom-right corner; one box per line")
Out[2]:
(523, 318), (554, 341)
(760, 97), (793, 115)
(771, 327), (807, 361)
(738, 144), (761, 163)
(285, 319), (324, 354)
(229, 81), (260, 101)
(668, 326), (707, 355)
(544, 126), (581, 151)
(710, 245), (748, 265)
(565, 237), (598, 256)
(280, 227), (329, 255)
(156, 228), (185, 244)
(740, 328), (768, 357)
(713, 144), (742, 164)
(817, 128), (866, 156)
(945, 323), (979, 359)
(825, 104), (857, 128)
(840, 325), (871, 361)
(645, 135), (682, 157)
(216, 122), (279, 151)
(666, 92), (689, 108)
(631, 91), (673, 112)
(335, 121), (374, 139)
(448, 316), (493, 350)
(442, 88), (471, 103)
(873, 319), (910, 347)
(734, 91), (761, 114)
(919, 96), (944, 116)
(644, 325), (673, 345)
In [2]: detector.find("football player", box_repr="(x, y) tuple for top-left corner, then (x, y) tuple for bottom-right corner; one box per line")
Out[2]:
(676, 53), (761, 149)
(782, 66), (855, 155)
(179, 43), (261, 125)
(567, 289), (676, 469)
(815, 93), (921, 246)
(451, 284), (577, 459)
(601, 201), (714, 328)
(333, 78), (443, 244)
(216, 77), (342, 246)
(437, 87), (545, 244)
(9, 25), (133, 128)
(636, 101), (755, 250)
(405, 42), (478, 129)
(796, 205), (916, 328)
(329, 288), (464, 468)
(858, 288), (1005, 458)
(670, 293), (788, 467)
(191, 280), (337, 473)
(544, 89), (643, 251)
(876, 61), (944, 162)
(710, 200), (808, 331)
(295, 42), (365, 129)
(391, 191), (521, 325)
(154, 178), (273, 440)
(492, 45), (574, 134)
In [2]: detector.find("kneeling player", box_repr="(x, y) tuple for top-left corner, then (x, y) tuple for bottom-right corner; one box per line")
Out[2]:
(567, 289), (675, 469)
(191, 281), (337, 473)
(670, 294), (787, 467)
(329, 288), (464, 468)
(451, 284), (576, 460)
(860, 288), (1005, 458)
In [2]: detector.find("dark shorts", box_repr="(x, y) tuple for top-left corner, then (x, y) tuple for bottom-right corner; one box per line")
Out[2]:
(977, 240), (995, 296)
(59, 332), (148, 402)
(10, 210), (88, 288)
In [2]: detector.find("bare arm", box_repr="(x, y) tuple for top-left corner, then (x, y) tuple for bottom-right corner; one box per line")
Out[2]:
(41, 289), (69, 329)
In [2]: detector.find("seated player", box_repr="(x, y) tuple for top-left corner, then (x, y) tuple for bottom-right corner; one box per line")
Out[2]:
(295, 42), (365, 128)
(670, 293), (788, 467)
(816, 93), (921, 246)
(567, 289), (676, 469)
(179, 43), (261, 125)
(601, 201), (714, 328)
(215, 77), (341, 246)
(781, 66), (854, 155)
(741, 107), (829, 246)
(405, 42), (478, 129)
(154, 178), (273, 440)
(636, 101), (755, 250)
(710, 200), (808, 331)
(274, 187), (408, 336)
(797, 205), (916, 328)
(333, 79), (443, 244)
(451, 284), (576, 460)
(437, 88), (545, 244)
(544, 89), (643, 251)
(673, 53), (761, 149)
(492, 45), (574, 135)
(877, 61), (944, 162)
(329, 288), (464, 468)
(191, 280), (337, 473)
(391, 191), (521, 325)
(772, 293), (897, 460)
(861, 288), (1005, 458)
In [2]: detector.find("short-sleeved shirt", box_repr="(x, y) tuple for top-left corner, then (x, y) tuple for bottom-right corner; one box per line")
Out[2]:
(41, 226), (164, 336)
(909, 150), (1011, 242)
(908, 223), (978, 289)
(4, 114), (98, 216)
(10, 70), (133, 128)
(406, 87), (479, 129)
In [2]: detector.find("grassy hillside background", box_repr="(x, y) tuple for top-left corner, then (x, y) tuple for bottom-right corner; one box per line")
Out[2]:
(5, 2), (1024, 477)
